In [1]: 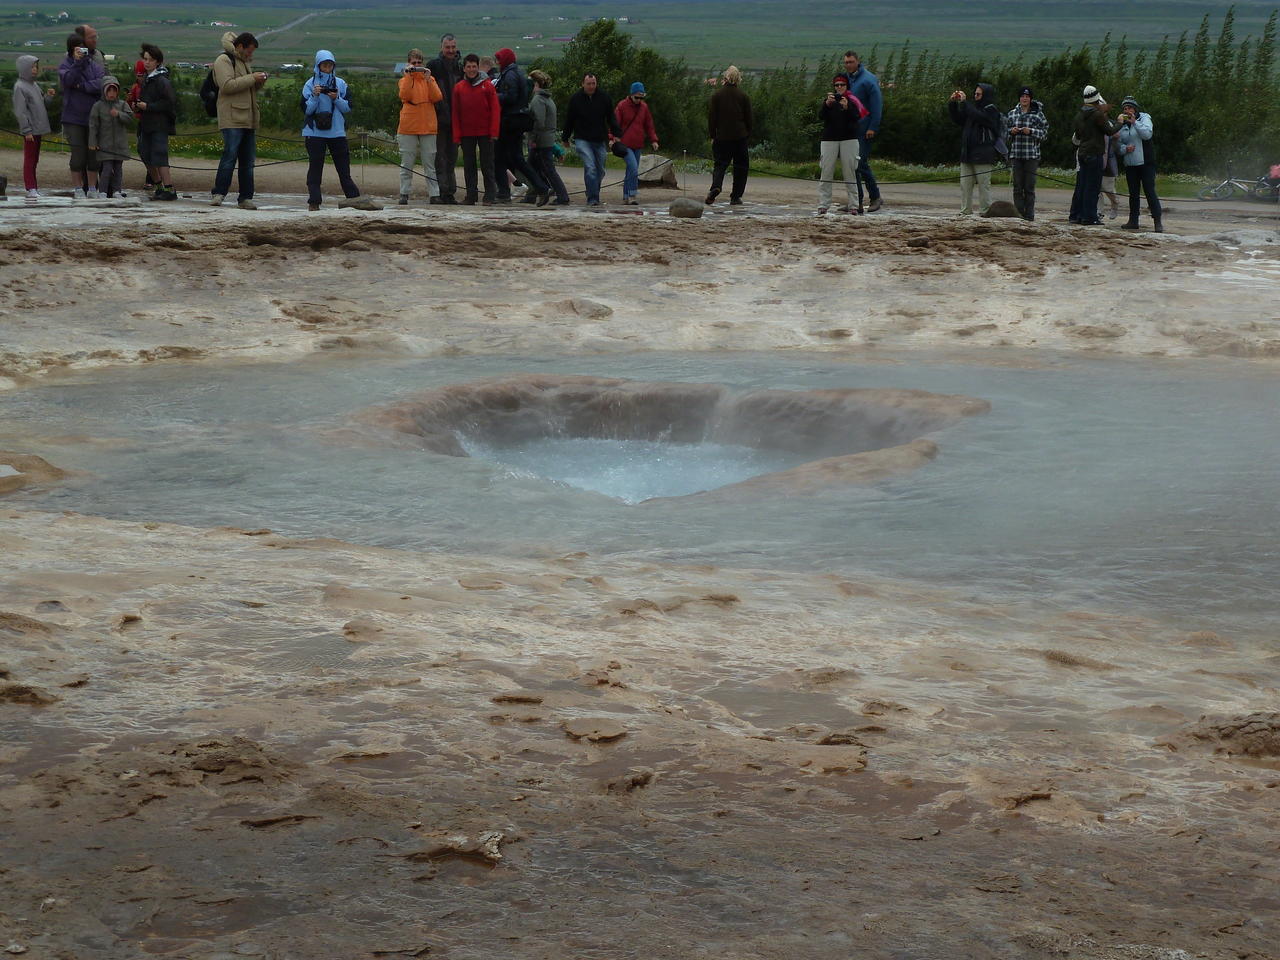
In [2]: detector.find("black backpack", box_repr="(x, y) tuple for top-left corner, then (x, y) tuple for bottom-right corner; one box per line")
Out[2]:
(199, 57), (226, 118)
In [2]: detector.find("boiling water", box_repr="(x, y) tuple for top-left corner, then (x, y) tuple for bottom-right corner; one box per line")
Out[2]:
(3, 352), (1277, 639)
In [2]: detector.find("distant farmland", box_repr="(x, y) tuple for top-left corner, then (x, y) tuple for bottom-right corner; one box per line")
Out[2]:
(3, 0), (1277, 72)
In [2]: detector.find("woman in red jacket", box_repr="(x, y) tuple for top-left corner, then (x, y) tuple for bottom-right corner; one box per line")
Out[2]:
(614, 81), (658, 205)
(450, 53), (500, 205)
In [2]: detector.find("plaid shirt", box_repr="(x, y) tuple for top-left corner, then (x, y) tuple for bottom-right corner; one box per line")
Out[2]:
(1005, 102), (1049, 160)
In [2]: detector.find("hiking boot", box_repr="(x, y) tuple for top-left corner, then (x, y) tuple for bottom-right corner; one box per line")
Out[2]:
(237, 199), (258, 210)
(520, 191), (538, 204)
(210, 194), (225, 206)
(703, 188), (719, 205)
(867, 196), (882, 212)
(156, 187), (177, 201)
(429, 196), (444, 205)
(308, 203), (321, 211)
(1120, 221), (1139, 230)
(550, 198), (570, 206)
(536, 191), (550, 207)
(1154, 219), (1164, 233)
(729, 197), (743, 206)
(444, 196), (458, 205)
(398, 194), (409, 206)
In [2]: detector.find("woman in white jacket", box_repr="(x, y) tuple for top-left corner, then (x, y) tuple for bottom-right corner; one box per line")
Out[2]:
(1116, 95), (1162, 233)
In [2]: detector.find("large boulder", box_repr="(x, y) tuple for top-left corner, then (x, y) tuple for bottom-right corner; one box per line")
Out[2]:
(638, 154), (678, 188)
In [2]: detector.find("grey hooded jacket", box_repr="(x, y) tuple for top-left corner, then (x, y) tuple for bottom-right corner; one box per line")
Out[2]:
(88, 76), (135, 158)
(13, 54), (53, 136)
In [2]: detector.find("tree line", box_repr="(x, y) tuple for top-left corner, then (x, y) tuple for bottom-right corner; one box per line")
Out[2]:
(3, 8), (1276, 176)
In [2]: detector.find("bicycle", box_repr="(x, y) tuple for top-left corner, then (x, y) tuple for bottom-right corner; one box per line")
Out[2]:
(1198, 160), (1279, 200)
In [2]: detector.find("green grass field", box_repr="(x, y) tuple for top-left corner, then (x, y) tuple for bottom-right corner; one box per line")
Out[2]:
(3, 0), (1278, 72)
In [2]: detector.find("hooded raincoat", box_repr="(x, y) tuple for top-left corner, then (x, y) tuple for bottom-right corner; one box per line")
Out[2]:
(302, 50), (352, 138)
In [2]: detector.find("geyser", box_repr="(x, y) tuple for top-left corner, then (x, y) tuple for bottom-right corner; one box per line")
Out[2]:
(360, 375), (990, 502)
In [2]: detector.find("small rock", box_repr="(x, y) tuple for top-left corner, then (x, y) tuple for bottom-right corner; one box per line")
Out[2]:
(0, 682), (59, 706)
(669, 197), (704, 219)
(5, 944), (28, 956)
(982, 199), (1021, 218)
(562, 718), (628, 742)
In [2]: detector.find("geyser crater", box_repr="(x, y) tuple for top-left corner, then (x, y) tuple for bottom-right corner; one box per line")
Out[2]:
(358, 375), (990, 503)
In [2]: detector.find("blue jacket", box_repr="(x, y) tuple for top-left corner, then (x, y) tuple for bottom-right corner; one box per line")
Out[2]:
(841, 64), (882, 137)
(302, 49), (351, 138)
(1116, 112), (1153, 167)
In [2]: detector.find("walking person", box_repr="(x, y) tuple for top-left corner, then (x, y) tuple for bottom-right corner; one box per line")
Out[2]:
(614, 81), (659, 205)
(397, 48), (443, 205)
(947, 82), (1000, 215)
(1068, 85), (1117, 226)
(58, 32), (105, 198)
(1005, 85), (1048, 220)
(12, 54), (55, 201)
(1116, 95), (1163, 232)
(426, 34), (464, 204)
(211, 32), (267, 209)
(561, 73), (621, 207)
(87, 73), (134, 199)
(706, 65), (752, 206)
(816, 75), (865, 215)
(132, 44), (177, 200)
(451, 52), (500, 205)
(841, 50), (883, 211)
(528, 69), (569, 206)
(492, 48), (546, 203)
(301, 50), (378, 211)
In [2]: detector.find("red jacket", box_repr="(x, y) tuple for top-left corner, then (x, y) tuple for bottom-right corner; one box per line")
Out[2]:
(614, 97), (657, 150)
(451, 77), (500, 142)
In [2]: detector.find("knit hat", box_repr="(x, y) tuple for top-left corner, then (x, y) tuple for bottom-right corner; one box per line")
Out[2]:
(495, 47), (515, 68)
(1082, 84), (1103, 104)
(630, 81), (645, 95)
(134, 59), (146, 76)
(1018, 86), (1033, 98)
(1120, 94), (1141, 113)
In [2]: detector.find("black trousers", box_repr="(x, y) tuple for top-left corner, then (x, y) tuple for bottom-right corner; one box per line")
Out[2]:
(459, 136), (497, 202)
(1069, 153), (1103, 223)
(305, 136), (360, 205)
(1125, 163), (1162, 224)
(494, 128), (545, 198)
(435, 120), (458, 198)
(710, 137), (749, 200)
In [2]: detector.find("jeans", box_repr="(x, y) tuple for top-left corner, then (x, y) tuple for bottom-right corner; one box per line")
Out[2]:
(398, 133), (437, 198)
(1125, 163), (1162, 225)
(1069, 153), (1104, 223)
(857, 132), (879, 201)
(459, 136), (497, 202)
(22, 136), (40, 190)
(574, 138), (608, 203)
(531, 146), (569, 203)
(959, 163), (992, 214)
(305, 136), (361, 205)
(622, 146), (641, 198)
(1010, 157), (1039, 220)
(435, 122), (458, 198)
(214, 127), (256, 201)
(818, 138), (860, 209)
(710, 137), (749, 200)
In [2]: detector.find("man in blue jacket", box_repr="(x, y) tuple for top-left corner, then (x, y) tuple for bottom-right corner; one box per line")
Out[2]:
(841, 51), (882, 212)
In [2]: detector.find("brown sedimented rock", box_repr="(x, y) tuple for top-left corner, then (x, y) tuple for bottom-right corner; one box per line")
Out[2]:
(0, 451), (66, 495)
(562, 717), (628, 742)
(1185, 713), (1280, 758)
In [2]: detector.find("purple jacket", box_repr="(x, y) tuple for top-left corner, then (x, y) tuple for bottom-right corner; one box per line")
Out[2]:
(58, 53), (105, 126)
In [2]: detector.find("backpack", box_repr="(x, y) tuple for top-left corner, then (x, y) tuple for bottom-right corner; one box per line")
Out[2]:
(199, 58), (224, 118)
(993, 110), (1009, 159)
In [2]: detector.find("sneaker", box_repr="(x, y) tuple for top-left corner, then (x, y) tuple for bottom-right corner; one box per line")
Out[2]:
(867, 197), (882, 212)
(25, 188), (40, 201)
(536, 191), (550, 207)
(308, 203), (321, 211)
(398, 194), (409, 206)
(118, 190), (127, 199)
(73, 187), (86, 200)
(156, 187), (177, 201)
(1108, 204), (1119, 220)
(237, 199), (258, 210)
(339, 196), (382, 211)
(729, 197), (743, 206)
(210, 194), (225, 207)
(703, 189), (719, 205)
(86, 187), (100, 199)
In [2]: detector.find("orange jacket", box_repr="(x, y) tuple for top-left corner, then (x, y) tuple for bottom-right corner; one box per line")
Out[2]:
(398, 71), (443, 135)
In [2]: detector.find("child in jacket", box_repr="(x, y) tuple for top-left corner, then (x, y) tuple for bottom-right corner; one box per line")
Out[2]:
(12, 54), (55, 199)
(88, 74), (135, 198)
(134, 45), (178, 200)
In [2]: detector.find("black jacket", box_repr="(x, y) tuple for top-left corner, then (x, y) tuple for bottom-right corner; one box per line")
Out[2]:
(708, 84), (752, 141)
(425, 53), (464, 123)
(138, 68), (177, 135)
(819, 93), (860, 141)
(495, 63), (530, 116)
(948, 83), (1000, 163)
(561, 88), (621, 143)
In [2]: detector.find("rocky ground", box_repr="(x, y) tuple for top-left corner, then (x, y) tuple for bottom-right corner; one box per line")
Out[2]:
(2, 152), (1279, 959)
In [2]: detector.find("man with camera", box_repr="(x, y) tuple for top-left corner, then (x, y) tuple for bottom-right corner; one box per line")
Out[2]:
(58, 29), (106, 198)
(211, 31), (268, 209)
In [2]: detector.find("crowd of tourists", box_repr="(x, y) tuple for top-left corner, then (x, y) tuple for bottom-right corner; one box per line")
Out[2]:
(11, 24), (1161, 229)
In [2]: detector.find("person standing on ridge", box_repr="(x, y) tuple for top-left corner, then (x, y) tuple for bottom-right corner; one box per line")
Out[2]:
(452, 52), (501, 205)
(706, 65), (752, 206)
(211, 32), (267, 210)
(397, 48), (443, 205)
(58, 31), (105, 198)
(1004, 85), (1048, 220)
(301, 49), (379, 211)
(1116, 95), (1163, 232)
(561, 73), (621, 207)
(948, 82), (1001, 216)
(492, 47), (547, 204)
(426, 34), (464, 204)
(1068, 85), (1117, 226)
(841, 50), (882, 212)
(816, 75), (866, 215)
(132, 44), (177, 200)
(614, 81), (659, 206)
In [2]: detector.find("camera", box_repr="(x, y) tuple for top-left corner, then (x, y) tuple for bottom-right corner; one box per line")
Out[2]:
(76, 46), (89, 56)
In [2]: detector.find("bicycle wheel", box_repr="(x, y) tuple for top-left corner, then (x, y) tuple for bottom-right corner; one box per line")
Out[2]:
(1249, 181), (1280, 201)
(1198, 182), (1235, 200)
